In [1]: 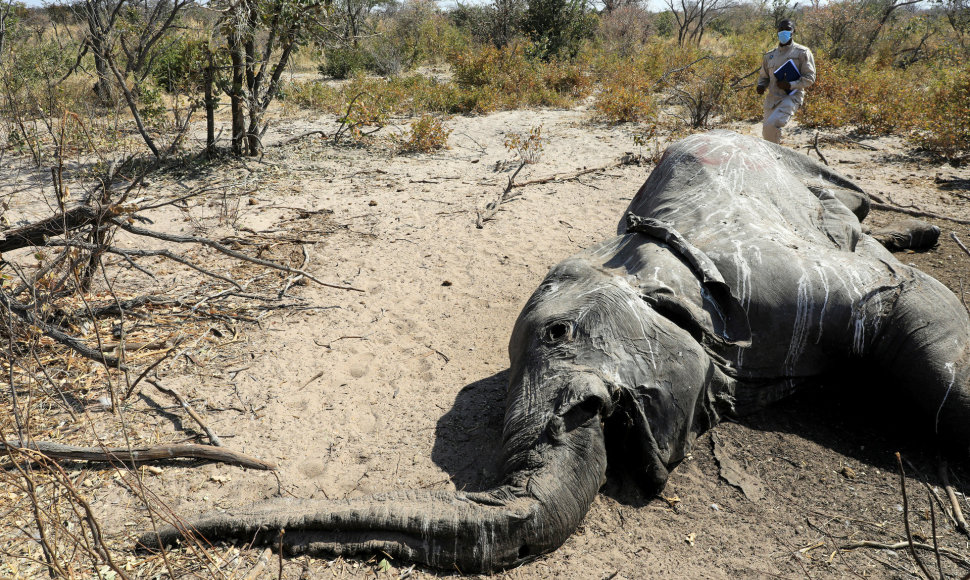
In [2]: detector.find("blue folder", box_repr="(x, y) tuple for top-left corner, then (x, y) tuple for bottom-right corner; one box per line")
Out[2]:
(773, 59), (800, 94)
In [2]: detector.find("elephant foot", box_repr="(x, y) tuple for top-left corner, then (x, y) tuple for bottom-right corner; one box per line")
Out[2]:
(868, 219), (940, 251)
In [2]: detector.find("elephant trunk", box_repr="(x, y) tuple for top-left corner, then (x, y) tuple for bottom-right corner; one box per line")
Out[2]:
(138, 419), (606, 573)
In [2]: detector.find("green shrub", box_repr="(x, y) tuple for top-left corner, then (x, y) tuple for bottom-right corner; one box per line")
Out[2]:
(151, 38), (211, 93)
(450, 42), (589, 111)
(320, 47), (376, 79)
(523, 0), (595, 59)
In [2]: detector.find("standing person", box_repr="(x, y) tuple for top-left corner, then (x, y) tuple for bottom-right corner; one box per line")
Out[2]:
(757, 20), (816, 144)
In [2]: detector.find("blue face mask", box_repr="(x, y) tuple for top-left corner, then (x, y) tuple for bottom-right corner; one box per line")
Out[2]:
(778, 30), (793, 44)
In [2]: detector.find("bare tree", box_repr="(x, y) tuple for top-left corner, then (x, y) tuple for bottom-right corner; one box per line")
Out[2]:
(78, 0), (126, 105)
(219, 0), (327, 156)
(600, 0), (640, 14)
(665, 0), (736, 45)
(63, 0), (193, 157)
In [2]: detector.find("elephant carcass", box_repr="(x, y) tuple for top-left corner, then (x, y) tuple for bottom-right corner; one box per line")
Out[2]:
(139, 131), (970, 572)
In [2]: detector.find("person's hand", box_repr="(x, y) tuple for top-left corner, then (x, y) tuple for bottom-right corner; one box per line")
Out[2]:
(777, 80), (792, 92)
(756, 85), (766, 95)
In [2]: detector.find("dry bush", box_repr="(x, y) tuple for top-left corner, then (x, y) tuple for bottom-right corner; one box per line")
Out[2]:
(592, 58), (658, 123)
(504, 124), (544, 163)
(400, 113), (452, 152)
(799, 56), (923, 135)
(450, 42), (591, 110)
(596, 4), (655, 58)
(912, 64), (970, 161)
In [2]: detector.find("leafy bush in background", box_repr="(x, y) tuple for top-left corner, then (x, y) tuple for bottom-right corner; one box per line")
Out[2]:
(912, 66), (970, 161)
(523, 0), (596, 59)
(320, 46), (376, 79)
(799, 57), (922, 135)
(151, 38), (210, 92)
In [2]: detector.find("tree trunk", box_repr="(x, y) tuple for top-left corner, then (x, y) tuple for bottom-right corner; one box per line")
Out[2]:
(91, 38), (115, 105)
(204, 46), (215, 154)
(229, 32), (246, 156)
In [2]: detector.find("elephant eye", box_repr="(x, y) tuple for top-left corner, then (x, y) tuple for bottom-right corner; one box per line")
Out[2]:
(543, 321), (573, 344)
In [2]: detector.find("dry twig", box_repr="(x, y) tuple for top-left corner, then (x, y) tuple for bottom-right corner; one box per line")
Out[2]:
(2, 440), (277, 470)
(897, 452), (939, 580)
(871, 203), (970, 225)
(147, 378), (222, 447)
(939, 459), (970, 535)
(951, 232), (970, 260)
(476, 154), (646, 228)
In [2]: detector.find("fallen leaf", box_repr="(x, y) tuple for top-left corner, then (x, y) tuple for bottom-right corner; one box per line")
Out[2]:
(210, 474), (231, 484)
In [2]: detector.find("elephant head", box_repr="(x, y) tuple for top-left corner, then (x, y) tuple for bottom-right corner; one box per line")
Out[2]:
(139, 226), (746, 573)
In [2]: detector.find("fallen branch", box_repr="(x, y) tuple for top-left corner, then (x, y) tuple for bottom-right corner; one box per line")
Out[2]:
(147, 379), (222, 447)
(476, 161), (526, 228)
(111, 219), (364, 292)
(0, 286), (123, 369)
(809, 131), (829, 166)
(842, 540), (970, 569)
(897, 452), (939, 580)
(0, 204), (112, 253)
(476, 153), (646, 228)
(511, 153), (644, 189)
(939, 459), (970, 536)
(274, 130), (328, 147)
(951, 233), (970, 260)
(817, 133), (880, 151)
(2, 440), (276, 471)
(870, 203), (970, 226)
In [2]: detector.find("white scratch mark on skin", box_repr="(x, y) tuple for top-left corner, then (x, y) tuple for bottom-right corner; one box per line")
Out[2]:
(731, 240), (752, 367)
(785, 270), (813, 374)
(935, 362), (957, 434)
(813, 264), (830, 344)
(731, 240), (752, 311)
(852, 312), (866, 355)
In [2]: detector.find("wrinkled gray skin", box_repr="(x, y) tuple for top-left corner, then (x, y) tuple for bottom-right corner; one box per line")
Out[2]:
(140, 131), (970, 573)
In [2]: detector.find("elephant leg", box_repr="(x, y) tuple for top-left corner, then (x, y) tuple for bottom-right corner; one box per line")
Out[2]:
(869, 219), (941, 251)
(871, 274), (970, 451)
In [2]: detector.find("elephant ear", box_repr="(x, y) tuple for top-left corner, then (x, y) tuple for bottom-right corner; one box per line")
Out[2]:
(625, 214), (751, 349)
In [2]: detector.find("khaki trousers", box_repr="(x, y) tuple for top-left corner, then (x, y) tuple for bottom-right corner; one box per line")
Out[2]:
(762, 94), (799, 144)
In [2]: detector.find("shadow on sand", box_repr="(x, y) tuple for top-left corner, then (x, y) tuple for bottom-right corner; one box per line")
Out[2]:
(429, 367), (970, 504)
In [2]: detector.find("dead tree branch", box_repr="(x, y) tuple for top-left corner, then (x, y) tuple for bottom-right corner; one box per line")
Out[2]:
(897, 452), (939, 580)
(870, 203), (970, 225)
(2, 440), (277, 471)
(111, 219), (364, 292)
(0, 286), (123, 369)
(939, 459), (970, 536)
(476, 153), (646, 228)
(147, 379), (222, 447)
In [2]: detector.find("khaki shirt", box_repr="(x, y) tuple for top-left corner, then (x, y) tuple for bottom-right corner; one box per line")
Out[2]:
(758, 42), (816, 109)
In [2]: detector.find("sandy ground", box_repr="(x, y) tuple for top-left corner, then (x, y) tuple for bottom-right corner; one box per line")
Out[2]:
(4, 104), (970, 579)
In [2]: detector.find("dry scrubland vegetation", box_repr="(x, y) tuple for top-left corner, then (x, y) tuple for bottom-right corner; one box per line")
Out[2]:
(1, 0), (970, 577)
